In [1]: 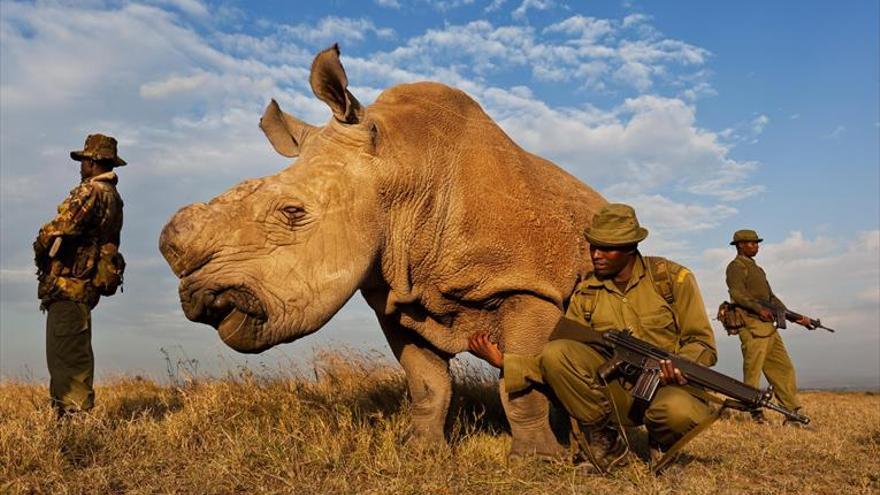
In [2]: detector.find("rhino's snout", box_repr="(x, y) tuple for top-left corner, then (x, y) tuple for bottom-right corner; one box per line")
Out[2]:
(160, 203), (214, 277)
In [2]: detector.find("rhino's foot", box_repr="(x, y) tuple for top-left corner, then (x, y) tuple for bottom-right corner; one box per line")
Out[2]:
(406, 418), (447, 447)
(508, 424), (568, 460)
(501, 379), (566, 460)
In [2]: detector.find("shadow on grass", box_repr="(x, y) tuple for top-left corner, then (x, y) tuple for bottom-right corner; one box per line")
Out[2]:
(105, 393), (184, 421)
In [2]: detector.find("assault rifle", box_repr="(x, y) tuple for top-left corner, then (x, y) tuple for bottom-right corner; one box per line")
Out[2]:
(765, 305), (835, 333)
(596, 329), (810, 425)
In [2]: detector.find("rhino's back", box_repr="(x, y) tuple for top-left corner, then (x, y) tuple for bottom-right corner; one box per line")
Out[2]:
(369, 82), (605, 307)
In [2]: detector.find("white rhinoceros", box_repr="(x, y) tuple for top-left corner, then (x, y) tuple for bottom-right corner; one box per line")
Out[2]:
(159, 45), (606, 457)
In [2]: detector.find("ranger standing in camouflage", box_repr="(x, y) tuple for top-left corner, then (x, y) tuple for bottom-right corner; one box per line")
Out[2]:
(34, 134), (126, 416)
(726, 229), (810, 425)
(471, 204), (717, 472)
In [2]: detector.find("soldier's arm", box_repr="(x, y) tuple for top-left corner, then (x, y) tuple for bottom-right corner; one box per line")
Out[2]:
(673, 269), (717, 367)
(768, 287), (786, 311)
(35, 183), (98, 248)
(725, 262), (764, 314)
(564, 289), (588, 323)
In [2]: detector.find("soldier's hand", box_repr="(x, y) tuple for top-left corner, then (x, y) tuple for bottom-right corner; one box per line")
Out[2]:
(468, 332), (503, 369)
(659, 359), (687, 386)
(758, 308), (774, 322)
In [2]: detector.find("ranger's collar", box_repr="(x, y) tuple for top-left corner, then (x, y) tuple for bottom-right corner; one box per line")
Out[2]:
(88, 171), (118, 186)
(735, 254), (756, 265)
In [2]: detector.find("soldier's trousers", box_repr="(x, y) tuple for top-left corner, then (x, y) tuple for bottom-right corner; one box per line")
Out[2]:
(738, 326), (800, 411)
(539, 339), (711, 449)
(45, 300), (94, 413)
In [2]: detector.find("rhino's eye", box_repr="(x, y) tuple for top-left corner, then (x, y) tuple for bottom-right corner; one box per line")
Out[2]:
(280, 205), (310, 229)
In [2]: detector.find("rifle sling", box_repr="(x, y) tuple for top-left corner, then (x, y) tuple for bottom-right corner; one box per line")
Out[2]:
(651, 404), (723, 474)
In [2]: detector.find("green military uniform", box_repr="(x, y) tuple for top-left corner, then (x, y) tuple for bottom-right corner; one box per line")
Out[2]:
(541, 254), (716, 449)
(503, 204), (717, 451)
(726, 230), (800, 412)
(34, 134), (125, 414)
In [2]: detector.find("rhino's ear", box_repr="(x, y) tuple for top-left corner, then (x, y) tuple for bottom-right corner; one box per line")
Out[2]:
(310, 43), (362, 124)
(259, 99), (316, 158)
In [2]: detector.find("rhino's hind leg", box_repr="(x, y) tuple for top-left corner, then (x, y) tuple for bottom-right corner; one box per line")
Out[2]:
(380, 318), (452, 446)
(500, 296), (567, 459)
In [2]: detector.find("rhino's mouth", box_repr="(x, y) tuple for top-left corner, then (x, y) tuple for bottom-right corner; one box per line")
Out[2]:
(182, 285), (270, 353)
(217, 307), (269, 353)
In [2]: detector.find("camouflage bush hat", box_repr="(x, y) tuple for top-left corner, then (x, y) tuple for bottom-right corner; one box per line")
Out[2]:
(70, 134), (126, 167)
(730, 229), (763, 245)
(584, 203), (649, 248)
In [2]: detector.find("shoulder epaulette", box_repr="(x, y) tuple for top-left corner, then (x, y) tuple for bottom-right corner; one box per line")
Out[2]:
(644, 256), (679, 305)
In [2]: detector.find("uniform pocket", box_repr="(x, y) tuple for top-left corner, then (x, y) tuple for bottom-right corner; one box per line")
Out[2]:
(639, 309), (676, 333)
(47, 301), (88, 336)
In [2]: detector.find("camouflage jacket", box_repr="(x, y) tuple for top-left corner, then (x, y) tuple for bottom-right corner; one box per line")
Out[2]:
(34, 171), (124, 309)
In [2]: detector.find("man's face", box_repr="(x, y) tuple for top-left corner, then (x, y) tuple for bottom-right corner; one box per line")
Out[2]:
(738, 241), (760, 258)
(79, 159), (94, 181)
(589, 244), (636, 279)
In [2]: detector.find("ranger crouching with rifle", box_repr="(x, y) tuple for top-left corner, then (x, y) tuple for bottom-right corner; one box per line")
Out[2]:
(470, 204), (718, 473)
(725, 229), (814, 426)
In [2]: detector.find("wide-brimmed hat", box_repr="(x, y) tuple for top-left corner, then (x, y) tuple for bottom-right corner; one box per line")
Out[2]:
(70, 134), (126, 167)
(730, 229), (763, 245)
(584, 203), (649, 248)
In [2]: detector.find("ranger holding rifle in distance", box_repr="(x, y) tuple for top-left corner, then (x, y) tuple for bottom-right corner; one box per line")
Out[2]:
(721, 229), (829, 426)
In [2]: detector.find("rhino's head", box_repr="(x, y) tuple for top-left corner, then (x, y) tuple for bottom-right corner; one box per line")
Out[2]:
(159, 45), (384, 353)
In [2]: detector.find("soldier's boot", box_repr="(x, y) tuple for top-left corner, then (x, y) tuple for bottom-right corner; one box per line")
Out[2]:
(571, 419), (628, 474)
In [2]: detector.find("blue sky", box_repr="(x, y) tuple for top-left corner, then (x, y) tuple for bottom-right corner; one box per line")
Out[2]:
(1, 0), (878, 388)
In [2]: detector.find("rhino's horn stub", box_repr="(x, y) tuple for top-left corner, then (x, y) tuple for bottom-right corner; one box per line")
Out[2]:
(310, 44), (362, 124)
(260, 98), (316, 158)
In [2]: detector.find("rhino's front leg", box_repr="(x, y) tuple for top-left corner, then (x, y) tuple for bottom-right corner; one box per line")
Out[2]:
(500, 296), (566, 459)
(379, 316), (452, 446)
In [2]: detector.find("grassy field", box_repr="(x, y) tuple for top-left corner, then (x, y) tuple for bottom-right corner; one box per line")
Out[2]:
(2, 350), (878, 494)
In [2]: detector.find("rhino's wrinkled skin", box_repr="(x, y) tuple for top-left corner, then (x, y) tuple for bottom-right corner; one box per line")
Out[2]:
(160, 45), (606, 457)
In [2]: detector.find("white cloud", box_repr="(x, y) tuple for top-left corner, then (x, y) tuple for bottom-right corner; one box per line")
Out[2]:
(432, 0), (477, 10)
(513, 0), (555, 20)
(279, 16), (396, 46)
(622, 13), (651, 28)
(750, 114), (769, 135)
(375, 0), (402, 8)
(544, 15), (613, 42)
(374, 17), (711, 92)
(824, 124), (846, 140)
(150, 0), (209, 18)
(485, 0), (508, 12)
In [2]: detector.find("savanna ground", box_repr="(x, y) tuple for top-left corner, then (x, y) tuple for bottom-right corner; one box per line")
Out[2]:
(1, 349), (878, 494)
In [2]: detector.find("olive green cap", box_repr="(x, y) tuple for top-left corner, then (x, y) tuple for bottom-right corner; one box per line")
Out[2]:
(584, 203), (648, 248)
(730, 229), (763, 245)
(70, 134), (126, 167)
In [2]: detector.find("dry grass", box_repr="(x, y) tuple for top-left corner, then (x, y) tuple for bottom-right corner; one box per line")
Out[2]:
(1, 349), (878, 494)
